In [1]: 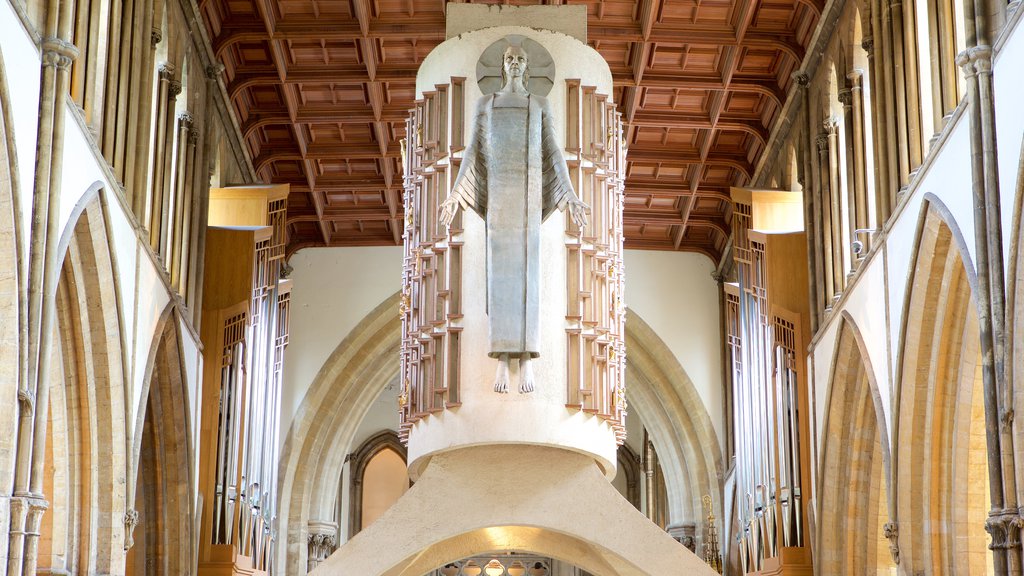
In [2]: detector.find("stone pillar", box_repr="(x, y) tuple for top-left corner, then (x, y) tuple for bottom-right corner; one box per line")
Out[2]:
(9, 36), (76, 576)
(837, 87), (858, 274)
(860, 32), (892, 226)
(958, 45), (1019, 576)
(847, 70), (870, 258)
(815, 131), (835, 311)
(791, 71), (819, 333)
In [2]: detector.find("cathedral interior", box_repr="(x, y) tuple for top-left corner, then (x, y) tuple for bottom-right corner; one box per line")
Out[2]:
(0, 0), (1022, 572)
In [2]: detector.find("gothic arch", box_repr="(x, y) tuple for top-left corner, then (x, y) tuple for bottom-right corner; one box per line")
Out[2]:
(816, 312), (894, 575)
(347, 430), (408, 537)
(1008, 135), (1024, 474)
(624, 310), (724, 542)
(617, 443), (642, 509)
(277, 292), (403, 575)
(0, 32), (21, 497)
(125, 304), (195, 574)
(891, 199), (990, 575)
(41, 191), (130, 574)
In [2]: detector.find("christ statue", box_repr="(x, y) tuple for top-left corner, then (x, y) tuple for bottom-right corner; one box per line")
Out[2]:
(440, 43), (589, 394)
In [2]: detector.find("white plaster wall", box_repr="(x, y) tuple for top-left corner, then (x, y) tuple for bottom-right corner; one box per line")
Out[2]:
(280, 246), (404, 445)
(623, 250), (725, 453)
(0, 0), (40, 238)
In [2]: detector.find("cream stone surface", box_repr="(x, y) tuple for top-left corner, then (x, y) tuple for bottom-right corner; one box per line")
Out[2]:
(314, 445), (719, 576)
(445, 4), (588, 42)
(407, 24), (620, 475)
(623, 251), (724, 452)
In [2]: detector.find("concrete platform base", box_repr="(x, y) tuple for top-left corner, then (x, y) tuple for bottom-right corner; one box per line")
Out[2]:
(313, 445), (719, 576)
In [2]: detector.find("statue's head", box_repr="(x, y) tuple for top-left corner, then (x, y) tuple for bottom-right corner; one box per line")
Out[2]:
(500, 45), (529, 87)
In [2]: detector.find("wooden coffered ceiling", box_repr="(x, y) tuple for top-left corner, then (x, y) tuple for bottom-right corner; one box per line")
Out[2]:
(199, 0), (819, 260)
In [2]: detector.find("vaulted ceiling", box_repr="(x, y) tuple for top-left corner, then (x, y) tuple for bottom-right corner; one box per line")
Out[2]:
(199, 0), (819, 261)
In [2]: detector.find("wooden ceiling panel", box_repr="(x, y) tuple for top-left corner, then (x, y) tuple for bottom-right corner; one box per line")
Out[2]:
(204, 0), (819, 256)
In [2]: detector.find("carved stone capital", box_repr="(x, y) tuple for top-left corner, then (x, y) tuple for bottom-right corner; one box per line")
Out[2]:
(151, 27), (163, 46)
(815, 133), (830, 152)
(206, 63), (226, 80)
(823, 118), (838, 135)
(985, 510), (1024, 550)
(158, 63), (176, 81)
(41, 38), (78, 70)
(957, 45), (993, 79)
(883, 521), (900, 564)
(123, 508), (139, 550)
(17, 389), (34, 408)
(837, 88), (853, 107)
(847, 69), (864, 87)
(861, 35), (875, 56)
(168, 80), (183, 99)
(307, 520), (338, 570)
(188, 128), (200, 146)
(178, 111), (194, 127)
(791, 71), (810, 88)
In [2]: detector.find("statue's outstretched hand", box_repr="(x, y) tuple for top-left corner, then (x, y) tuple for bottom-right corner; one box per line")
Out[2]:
(568, 197), (590, 230)
(439, 196), (460, 228)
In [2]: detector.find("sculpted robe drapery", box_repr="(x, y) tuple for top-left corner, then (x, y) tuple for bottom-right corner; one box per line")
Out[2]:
(449, 92), (574, 359)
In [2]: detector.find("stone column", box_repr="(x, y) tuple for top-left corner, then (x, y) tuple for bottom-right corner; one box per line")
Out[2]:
(847, 70), (870, 257)
(9, 36), (77, 576)
(816, 131), (836, 310)
(837, 87), (858, 273)
(792, 71), (820, 333)
(958, 46), (1017, 576)
(860, 34), (892, 225)
(825, 120), (843, 302)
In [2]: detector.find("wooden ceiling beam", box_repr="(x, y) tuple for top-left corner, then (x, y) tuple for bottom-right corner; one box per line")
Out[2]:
(227, 66), (418, 99)
(629, 112), (768, 144)
(625, 180), (732, 198)
(240, 107), (409, 137)
(212, 16), (446, 53)
(611, 72), (785, 106)
(623, 211), (729, 235)
(627, 147), (752, 177)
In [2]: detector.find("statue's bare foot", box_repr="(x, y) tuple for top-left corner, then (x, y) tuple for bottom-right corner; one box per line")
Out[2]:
(520, 356), (535, 394)
(494, 354), (510, 393)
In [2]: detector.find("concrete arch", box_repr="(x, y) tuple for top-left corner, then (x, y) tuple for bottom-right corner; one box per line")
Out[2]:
(313, 445), (717, 576)
(280, 296), (723, 574)
(41, 195), (129, 574)
(816, 312), (894, 575)
(624, 309), (724, 534)
(891, 200), (990, 575)
(126, 303), (196, 574)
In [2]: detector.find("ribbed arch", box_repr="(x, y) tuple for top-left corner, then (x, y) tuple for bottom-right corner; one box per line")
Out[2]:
(41, 193), (129, 574)
(893, 200), (991, 575)
(126, 304), (195, 575)
(816, 313), (894, 575)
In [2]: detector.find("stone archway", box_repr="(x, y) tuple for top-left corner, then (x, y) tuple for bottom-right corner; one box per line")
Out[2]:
(40, 194), (130, 574)
(277, 292), (403, 575)
(816, 313), (894, 575)
(125, 304), (195, 575)
(892, 201), (991, 575)
(624, 310), (724, 544)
